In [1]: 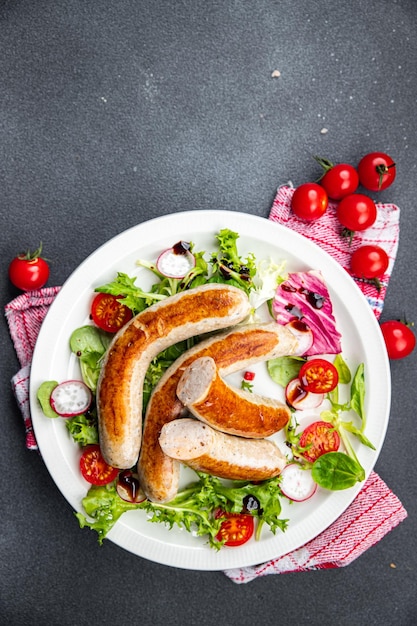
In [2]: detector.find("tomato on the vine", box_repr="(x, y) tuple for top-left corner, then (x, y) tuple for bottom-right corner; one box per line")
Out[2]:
(350, 245), (389, 279)
(299, 421), (340, 463)
(357, 152), (396, 191)
(79, 445), (119, 485)
(215, 511), (254, 547)
(336, 194), (377, 232)
(299, 358), (339, 394)
(380, 320), (416, 360)
(314, 156), (359, 200)
(291, 183), (328, 221)
(8, 244), (50, 291)
(91, 292), (133, 333)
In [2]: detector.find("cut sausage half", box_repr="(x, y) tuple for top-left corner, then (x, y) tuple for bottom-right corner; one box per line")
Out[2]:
(176, 356), (290, 437)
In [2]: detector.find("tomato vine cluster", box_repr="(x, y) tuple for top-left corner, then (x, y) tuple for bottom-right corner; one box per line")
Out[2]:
(291, 152), (395, 282)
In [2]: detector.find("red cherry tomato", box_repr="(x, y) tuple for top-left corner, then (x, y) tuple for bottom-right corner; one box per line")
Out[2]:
(8, 244), (50, 291)
(315, 157), (359, 200)
(79, 445), (119, 485)
(350, 245), (389, 279)
(91, 292), (133, 333)
(291, 183), (328, 221)
(357, 152), (396, 191)
(380, 321), (416, 360)
(299, 421), (341, 463)
(215, 511), (254, 547)
(336, 194), (377, 232)
(299, 358), (339, 394)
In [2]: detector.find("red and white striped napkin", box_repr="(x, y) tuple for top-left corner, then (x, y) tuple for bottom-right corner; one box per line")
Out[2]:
(4, 187), (407, 581)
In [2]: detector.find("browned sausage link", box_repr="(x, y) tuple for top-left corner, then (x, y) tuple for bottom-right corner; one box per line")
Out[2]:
(159, 418), (287, 481)
(177, 356), (291, 438)
(137, 323), (297, 502)
(97, 284), (250, 468)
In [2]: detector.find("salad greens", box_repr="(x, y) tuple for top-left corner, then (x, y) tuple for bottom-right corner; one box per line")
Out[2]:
(65, 412), (99, 446)
(37, 227), (375, 547)
(69, 326), (111, 392)
(75, 471), (288, 548)
(37, 381), (59, 418)
(281, 354), (372, 490)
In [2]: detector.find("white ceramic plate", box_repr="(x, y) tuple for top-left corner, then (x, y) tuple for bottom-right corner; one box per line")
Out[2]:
(30, 210), (391, 571)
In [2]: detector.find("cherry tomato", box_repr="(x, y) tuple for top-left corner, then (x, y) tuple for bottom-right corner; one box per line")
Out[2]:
(8, 244), (50, 291)
(357, 152), (396, 191)
(299, 421), (340, 464)
(350, 245), (389, 279)
(291, 183), (328, 221)
(336, 194), (377, 232)
(299, 358), (339, 394)
(315, 157), (359, 200)
(380, 320), (416, 360)
(215, 511), (254, 547)
(91, 292), (133, 333)
(79, 445), (119, 485)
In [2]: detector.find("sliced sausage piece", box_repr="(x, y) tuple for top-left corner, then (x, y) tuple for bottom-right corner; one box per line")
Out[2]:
(97, 284), (250, 468)
(177, 356), (290, 438)
(137, 322), (298, 502)
(159, 418), (287, 481)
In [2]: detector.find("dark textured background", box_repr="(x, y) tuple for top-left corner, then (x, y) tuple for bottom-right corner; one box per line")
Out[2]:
(1, 1), (416, 624)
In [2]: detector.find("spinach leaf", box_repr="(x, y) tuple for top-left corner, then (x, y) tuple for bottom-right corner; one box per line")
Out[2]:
(267, 356), (305, 388)
(37, 381), (59, 418)
(312, 452), (365, 490)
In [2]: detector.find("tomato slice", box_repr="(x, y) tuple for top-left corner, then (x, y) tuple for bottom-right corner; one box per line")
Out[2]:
(91, 293), (133, 333)
(215, 512), (254, 547)
(299, 421), (340, 463)
(80, 444), (119, 485)
(299, 358), (339, 394)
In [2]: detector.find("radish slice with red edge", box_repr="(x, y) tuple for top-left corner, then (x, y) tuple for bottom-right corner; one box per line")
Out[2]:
(285, 320), (314, 356)
(116, 470), (146, 503)
(285, 377), (324, 410)
(280, 463), (317, 502)
(156, 241), (196, 279)
(49, 380), (92, 417)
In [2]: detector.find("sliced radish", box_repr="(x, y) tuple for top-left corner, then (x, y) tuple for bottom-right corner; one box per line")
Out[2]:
(49, 380), (92, 417)
(280, 463), (317, 502)
(116, 470), (146, 503)
(156, 241), (196, 279)
(285, 320), (314, 356)
(285, 377), (324, 410)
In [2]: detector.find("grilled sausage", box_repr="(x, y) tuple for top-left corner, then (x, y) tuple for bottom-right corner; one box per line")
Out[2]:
(176, 356), (290, 437)
(97, 284), (251, 468)
(159, 418), (287, 481)
(137, 322), (298, 501)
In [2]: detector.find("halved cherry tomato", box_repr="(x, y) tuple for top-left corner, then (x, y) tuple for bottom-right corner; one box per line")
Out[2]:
(380, 320), (416, 360)
(215, 511), (254, 547)
(299, 421), (340, 463)
(91, 292), (133, 333)
(336, 194), (377, 232)
(8, 244), (50, 291)
(79, 444), (119, 485)
(299, 358), (339, 394)
(291, 183), (328, 221)
(357, 152), (396, 191)
(350, 245), (389, 279)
